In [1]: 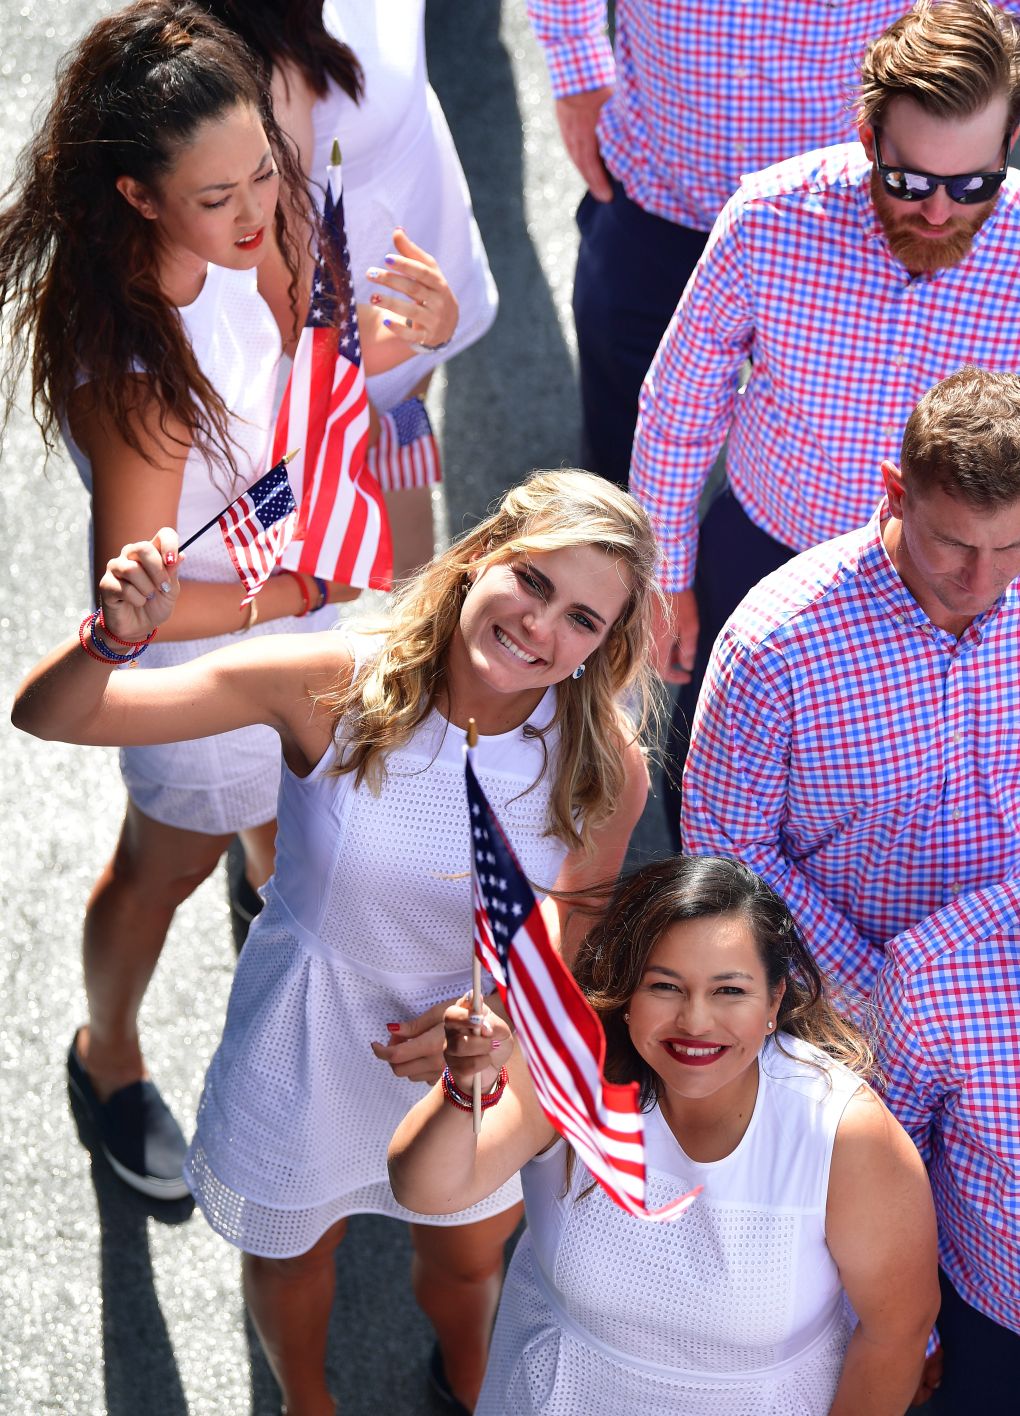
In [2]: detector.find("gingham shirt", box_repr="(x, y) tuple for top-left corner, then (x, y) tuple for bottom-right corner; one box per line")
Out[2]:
(526, 1), (909, 230)
(631, 145), (1020, 591)
(682, 503), (1020, 998)
(874, 884), (1020, 1336)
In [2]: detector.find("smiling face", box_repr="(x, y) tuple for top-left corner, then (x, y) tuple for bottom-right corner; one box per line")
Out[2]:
(862, 93), (1009, 274)
(447, 542), (632, 726)
(626, 913), (784, 1122)
(116, 102), (280, 299)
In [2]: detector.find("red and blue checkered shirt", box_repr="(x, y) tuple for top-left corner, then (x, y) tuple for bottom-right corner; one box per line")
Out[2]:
(526, 1), (914, 230)
(874, 883), (1020, 1337)
(682, 503), (1020, 998)
(630, 145), (1020, 591)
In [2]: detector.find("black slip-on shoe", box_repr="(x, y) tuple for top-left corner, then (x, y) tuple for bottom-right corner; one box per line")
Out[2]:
(226, 836), (264, 954)
(428, 1343), (473, 1415)
(66, 1033), (190, 1201)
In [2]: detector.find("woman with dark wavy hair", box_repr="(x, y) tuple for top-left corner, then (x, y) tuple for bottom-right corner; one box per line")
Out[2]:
(0, 0), (454, 1208)
(391, 855), (940, 1415)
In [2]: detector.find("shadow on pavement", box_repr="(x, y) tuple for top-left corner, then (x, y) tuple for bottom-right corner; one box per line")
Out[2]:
(68, 1087), (194, 1416)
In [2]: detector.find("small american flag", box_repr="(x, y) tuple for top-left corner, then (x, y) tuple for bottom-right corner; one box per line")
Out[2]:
(465, 755), (700, 1222)
(366, 396), (441, 492)
(274, 146), (392, 590)
(217, 459), (297, 605)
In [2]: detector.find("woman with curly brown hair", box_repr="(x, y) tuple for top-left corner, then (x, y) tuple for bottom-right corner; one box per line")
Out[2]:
(0, 0), (455, 1205)
(391, 855), (940, 1416)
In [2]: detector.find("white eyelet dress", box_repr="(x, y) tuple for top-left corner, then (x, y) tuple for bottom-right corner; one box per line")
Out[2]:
(476, 1035), (861, 1416)
(311, 0), (498, 411)
(63, 263), (334, 834)
(185, 682), (567, 1256)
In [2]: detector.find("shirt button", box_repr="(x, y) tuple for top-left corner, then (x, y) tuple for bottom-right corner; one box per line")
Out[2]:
(950, 881), (962, 894)
(885, 424), (899, 438)
(951, 730), (963, 744)
(735, 68), (750, 80)
(734, 142), (746, 155)
(952, 807), (963, 822)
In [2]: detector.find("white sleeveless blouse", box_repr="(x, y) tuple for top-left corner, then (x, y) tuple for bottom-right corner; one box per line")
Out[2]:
(186, 680), (568, 1256)
(311, 0), (498, 410)
(63, 263), (332, 834)
(477, 1036), (861, 1415)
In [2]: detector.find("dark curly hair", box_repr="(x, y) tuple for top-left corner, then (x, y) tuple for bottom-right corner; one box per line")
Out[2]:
(0, 0), (322, 474)
(194, 1), (364, 102)
(572, 855), (874, 1113)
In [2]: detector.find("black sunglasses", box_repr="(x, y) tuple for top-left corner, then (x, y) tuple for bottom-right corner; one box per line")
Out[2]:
(873, 129), (1008, 205)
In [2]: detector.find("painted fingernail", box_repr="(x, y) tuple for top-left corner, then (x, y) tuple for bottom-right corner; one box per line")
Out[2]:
(386, 1022), (401, 1033)
(366, 267), (382, 279)
(159, 580), (172, 594)
(146, 591), (156, 601)
(384, 254), (396, 266)
(383, 317), (392, 328)
(468, 1013), (484, 1027)
(490, 1039), (501, 1050)
(164, 551), (177, 567)
(370, 293), (381, 305)
(404, 316), (413, 328)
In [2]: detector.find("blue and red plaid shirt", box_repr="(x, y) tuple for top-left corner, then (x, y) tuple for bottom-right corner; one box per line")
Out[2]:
(527, 1), (920, 230)
(630, 146), (1020, 590)
(682, 503), (1020, 999)
(874, 883), (1020, 1336)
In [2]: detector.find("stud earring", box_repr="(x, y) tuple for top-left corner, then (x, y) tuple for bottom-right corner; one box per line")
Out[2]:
(623, 1011), (630, 1023)
(572, 662), (586, 680)
(766, 1020), (774, 1032)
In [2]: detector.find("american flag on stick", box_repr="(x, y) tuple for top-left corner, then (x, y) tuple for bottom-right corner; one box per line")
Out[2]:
(178, 452), (298, 606)
(464, 752), (700, 1222)
(366, 396), (441, 492)
(274, 142), (392, 590)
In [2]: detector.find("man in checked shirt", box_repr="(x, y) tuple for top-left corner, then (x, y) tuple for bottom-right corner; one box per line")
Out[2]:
(527, 0), (914, 488)
(682, 368), (1020, 1012)
(628, 0), (1020, 830)
(872, 882), (1020, 1411)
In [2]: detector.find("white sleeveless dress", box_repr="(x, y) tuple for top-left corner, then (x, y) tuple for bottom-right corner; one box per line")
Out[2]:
(186, 681), (567, 1256)
(63, 263), (334, 834)
(311, 0), (498, 411)
(477, 1036), (861, 1415)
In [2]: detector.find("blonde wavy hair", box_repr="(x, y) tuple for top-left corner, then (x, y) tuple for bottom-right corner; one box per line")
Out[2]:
(322, 469), (663, 852)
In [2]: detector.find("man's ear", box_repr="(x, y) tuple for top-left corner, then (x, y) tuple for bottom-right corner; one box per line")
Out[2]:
(858, 122), (876, 162)
(115, 175), (159, 220)
(881, 458), (907, 519)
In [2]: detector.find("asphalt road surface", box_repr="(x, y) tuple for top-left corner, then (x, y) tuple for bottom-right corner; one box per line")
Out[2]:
(0, 3), (671, 1412)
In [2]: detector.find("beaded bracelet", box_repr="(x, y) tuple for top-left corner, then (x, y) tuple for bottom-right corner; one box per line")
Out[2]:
(278, 568), (311, 617)
(441, 1065), (508, 1113)
(312, 576), (328, 611)
(97, 609), (158, 650)
(79, 610), (157, 666)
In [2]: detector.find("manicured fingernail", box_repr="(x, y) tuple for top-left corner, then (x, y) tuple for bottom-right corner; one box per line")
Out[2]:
(383, 317), (392, 328)
(404, 316), (413, 328)
(370, 293), (381, 304)
(165, 551), (177, 567)
(146, 591), (156, 601)
(159, 580), (172, 594)
(366, 267), (382, 279)
(384, 254), (396, 266)
(490, 1039), (501, 1050)
(394, 226), (404, 234)
(386, 1022), (401, 1033)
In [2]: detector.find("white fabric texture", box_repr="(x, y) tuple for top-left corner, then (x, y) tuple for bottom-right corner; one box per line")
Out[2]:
(64, 263), (333, 834)
(312, 0), (498, 409)
(477, 1035), (861, 1415)
(186, 680), (568, 1255)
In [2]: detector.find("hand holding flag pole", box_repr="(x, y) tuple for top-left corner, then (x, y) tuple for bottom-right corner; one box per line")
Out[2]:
(466, 718), (485, 1134)
(178, 449), (300, 554)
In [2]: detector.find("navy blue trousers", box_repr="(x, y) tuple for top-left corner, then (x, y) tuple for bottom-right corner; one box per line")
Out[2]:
(926, 1268), (1020, 1412)
(572, 179), (709, 488)
(665, 487), (795, 849)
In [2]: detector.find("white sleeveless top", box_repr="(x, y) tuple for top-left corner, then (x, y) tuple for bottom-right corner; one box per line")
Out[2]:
(477, 1036), (861, 1415)
(187, 673), (568, 1256)
(311, 0), (498, 409)
(63, 263), (333, 834)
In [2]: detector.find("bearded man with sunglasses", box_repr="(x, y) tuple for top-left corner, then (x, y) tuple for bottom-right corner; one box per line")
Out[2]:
(630, 0), (1020, 840)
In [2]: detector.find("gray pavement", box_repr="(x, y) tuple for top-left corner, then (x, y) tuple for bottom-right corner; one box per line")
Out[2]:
(0, 2), (671, 1412)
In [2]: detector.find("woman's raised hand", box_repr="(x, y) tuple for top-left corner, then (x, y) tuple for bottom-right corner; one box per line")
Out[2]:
(443, 995), (513, 1094)
(97, 528), (181, 644)
(366, 228), (459, 352)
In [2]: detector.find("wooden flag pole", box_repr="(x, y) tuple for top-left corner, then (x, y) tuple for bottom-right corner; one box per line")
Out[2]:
(466, 718), (484, 1134)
